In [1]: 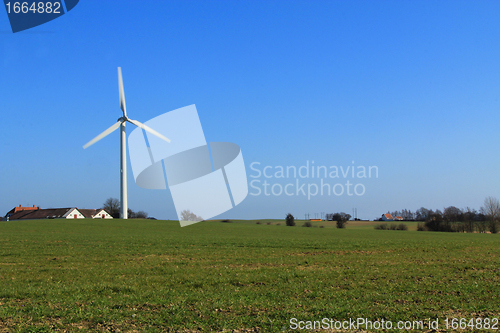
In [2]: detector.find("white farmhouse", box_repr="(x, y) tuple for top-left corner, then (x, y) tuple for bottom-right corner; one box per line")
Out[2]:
(6, 207), (85, 220)
(4, 206), (113, 220)
(80, 209), (113, 219)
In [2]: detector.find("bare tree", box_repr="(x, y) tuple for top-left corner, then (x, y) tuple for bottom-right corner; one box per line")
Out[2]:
(390, 211), (401, 219)
(103, 198), (120, 218)
(180, 209), (203, 221)
(482, 196), (500, 233)
(401, 209), (414, 221)
(415, 207), (431, 221)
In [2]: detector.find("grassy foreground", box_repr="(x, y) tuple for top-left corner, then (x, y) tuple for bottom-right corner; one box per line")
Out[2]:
(0, 219), (499, 332)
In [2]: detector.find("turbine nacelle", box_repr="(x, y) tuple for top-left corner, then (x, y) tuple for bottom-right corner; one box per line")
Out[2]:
(83, 69), (171, 149)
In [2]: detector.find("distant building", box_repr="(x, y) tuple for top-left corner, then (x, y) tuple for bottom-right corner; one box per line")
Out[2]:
(79, 209), (113, 219)
(4, 206), (113, 221)
(4, 205), (40, 220)
(7, 207), (85, 220)
(381, 213), (394, 221)
(395, 216), (404, 221)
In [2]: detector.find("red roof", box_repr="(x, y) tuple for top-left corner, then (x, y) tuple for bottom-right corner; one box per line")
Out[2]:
(6, 205), (40, 216)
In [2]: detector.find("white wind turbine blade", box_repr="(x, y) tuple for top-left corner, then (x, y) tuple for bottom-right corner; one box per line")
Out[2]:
(127, 118), (171, 143)
(83, 121), (122, 149)
(118, 67), (127, 117)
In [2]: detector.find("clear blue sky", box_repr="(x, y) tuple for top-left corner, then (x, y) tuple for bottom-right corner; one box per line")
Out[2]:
(1, 1), (499, 220)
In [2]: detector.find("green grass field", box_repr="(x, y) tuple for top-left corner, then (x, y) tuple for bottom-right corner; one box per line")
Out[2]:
(0, 219), (499, 332)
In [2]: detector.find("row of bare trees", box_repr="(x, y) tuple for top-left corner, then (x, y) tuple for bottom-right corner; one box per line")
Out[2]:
(391, 197), (499, 233)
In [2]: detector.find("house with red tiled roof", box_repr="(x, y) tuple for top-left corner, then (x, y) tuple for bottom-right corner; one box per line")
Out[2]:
(381, 213), (394, 221)
(4, 205), (40, 219)
(6, 207), (85, 220)
(395, 216), (404, 221)
(4, 205), (113, 221)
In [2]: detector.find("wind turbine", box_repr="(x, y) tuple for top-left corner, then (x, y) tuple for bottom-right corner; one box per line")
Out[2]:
(83, 67), (171, 219)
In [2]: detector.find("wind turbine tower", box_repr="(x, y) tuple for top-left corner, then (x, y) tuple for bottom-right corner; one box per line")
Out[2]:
(83, 68), (171, 219)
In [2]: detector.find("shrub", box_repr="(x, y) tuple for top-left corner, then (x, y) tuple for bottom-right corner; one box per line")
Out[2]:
(320, 225), (325, 228)
(256, 221), (261, 225)
(477, 220), (488, 233)
(489, 220), (499, 234)
(221, 219), (232, 223)
(276, 223), (281, 226)
(376, 223), (408, 231)
(266, 222), (272, 225)
(417, 222), (426, 231)
(285, 213), (295, 226)
(455, 223), (466, 233)
(397, 223), (408, 231)
(332, 212), (350, 228)
(425, 220), (455, 232)
(302, 221), (312, 227)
